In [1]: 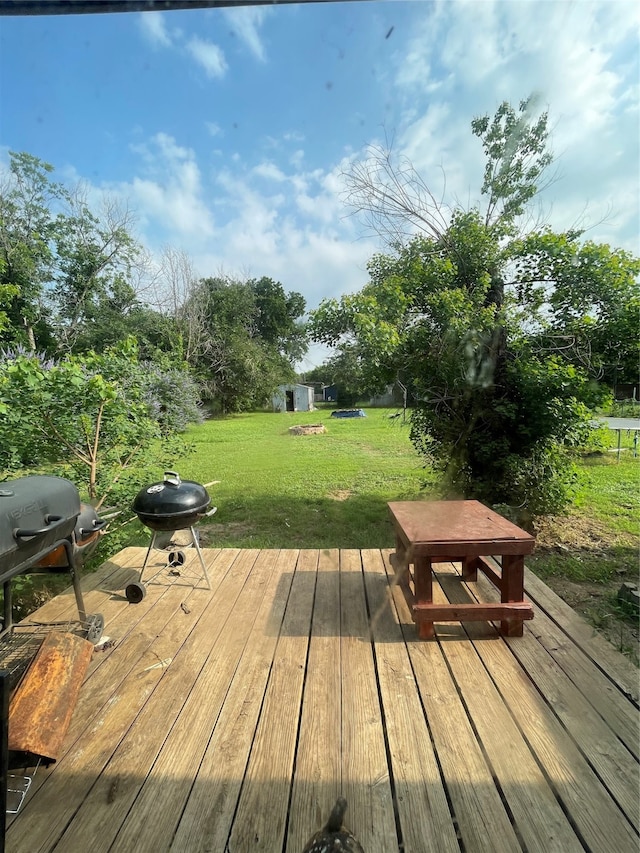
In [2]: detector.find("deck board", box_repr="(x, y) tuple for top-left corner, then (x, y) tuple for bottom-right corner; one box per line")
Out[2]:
(3, 547), (639, 853)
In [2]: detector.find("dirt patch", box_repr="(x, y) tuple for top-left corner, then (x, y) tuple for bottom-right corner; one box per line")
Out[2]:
(531, 514), (639, 665)
(328, 490), (352, 502)
(532, 514), (612, 553)
(288, 424), (326, 435)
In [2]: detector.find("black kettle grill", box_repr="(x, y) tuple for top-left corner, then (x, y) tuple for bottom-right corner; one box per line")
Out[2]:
(128, 472), (216, 602)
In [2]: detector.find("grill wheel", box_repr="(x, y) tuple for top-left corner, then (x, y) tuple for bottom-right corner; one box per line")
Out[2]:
(125, 582), (146, 604)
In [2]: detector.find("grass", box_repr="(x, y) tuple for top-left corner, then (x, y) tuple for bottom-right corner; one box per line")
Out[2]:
(11, 406), (639, 658)
(171, 407), (433, 549)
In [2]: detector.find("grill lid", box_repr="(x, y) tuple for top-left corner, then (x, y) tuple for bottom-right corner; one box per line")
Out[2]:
(132, 472), (210, 520)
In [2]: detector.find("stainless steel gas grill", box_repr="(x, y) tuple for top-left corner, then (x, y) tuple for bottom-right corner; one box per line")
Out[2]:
(128, 471), (216, 602)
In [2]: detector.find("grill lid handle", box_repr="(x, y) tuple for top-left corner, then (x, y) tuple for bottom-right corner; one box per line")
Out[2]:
(14, 514), (67, 540)
(163, 471), (181, 486)
(78, 518), (109, 536)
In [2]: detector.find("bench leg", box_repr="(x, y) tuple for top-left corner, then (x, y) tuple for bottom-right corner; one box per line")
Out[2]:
(501, 554), (525, 637)
(414, 556), (434, 639)
(462, 555), (479, 581)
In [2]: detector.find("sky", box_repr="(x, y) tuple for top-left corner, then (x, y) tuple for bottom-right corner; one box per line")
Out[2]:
(0, 0), (638, 371)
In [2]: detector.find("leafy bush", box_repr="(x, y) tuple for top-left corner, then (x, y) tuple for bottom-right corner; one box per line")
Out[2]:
(0, 338), (199, 509)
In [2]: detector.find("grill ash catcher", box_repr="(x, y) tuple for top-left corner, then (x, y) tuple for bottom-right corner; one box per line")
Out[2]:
(128, 471), (217, 603)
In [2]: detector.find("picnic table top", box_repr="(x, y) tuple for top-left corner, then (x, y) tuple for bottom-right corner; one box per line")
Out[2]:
(388, 500), (535, 554)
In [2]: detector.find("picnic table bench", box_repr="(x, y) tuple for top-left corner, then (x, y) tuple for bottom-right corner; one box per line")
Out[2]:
(388, 500), (535, 639)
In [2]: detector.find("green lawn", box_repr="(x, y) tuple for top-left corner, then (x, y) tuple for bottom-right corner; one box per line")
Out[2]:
(173, 408), (433, 549)
(12, 407), (639, 653)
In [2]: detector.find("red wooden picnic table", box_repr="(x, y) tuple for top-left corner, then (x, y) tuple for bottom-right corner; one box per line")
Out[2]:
(388, 500), (535, 639)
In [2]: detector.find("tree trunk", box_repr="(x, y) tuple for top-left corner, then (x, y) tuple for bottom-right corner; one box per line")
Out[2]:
(25, 320), (36, 352)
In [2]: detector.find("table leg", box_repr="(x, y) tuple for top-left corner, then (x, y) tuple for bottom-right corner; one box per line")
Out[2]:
(501, 554), (525, 636)
(462, 555), (479, 581)
(414, 555), (434, 639)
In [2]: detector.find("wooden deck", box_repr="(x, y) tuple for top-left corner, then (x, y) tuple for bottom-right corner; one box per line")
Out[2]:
(5, 546), (639, 853)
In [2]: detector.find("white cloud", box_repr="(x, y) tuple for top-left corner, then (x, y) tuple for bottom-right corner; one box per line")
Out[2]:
(389, 0), (639, 250)
(123, 133), (215, 239)
(290, 150), (304, 169)
(206, 122), (222, 138)
(186, 37), (228, 79)
(222, 6), (271, 62)
(116, 134), (375, 313)
(105, 0), (640, 346)
(252, 162), (287, 182)
(138, 12), (172, 48)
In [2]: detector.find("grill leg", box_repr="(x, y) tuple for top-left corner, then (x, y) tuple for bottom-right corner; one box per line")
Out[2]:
(141, 531), (159, 575)
(0, 669), (8, 852)
(190, 527), (211, 590)
(63, 541), (87, 623)
(2, 583), (11, 638)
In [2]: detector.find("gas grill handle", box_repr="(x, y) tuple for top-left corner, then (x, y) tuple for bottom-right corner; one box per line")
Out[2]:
(78, 518), (108, 535)
(14, 514), (66, 540)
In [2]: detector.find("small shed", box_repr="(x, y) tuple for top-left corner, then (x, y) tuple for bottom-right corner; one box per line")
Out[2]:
(272, 384), (315, 413)
(323, 384), (338, 403)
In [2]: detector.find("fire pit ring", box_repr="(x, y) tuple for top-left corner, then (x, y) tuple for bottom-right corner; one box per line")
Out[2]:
(288, 424), (326, 435)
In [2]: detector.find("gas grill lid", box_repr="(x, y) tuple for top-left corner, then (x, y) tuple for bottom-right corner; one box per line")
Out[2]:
(0, 476), (81, 575)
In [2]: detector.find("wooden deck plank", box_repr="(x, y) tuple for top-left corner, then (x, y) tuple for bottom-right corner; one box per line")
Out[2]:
(228, 550), (318, 852)
(5, 553), (233, 853)
(372, 551), (521, 853)
(7, 558), (216, 824)
(429, 573), (585, 853)
(473, 562), (639, 758)
(16, 548), (140, 628)
(459, 566), (639, 827)
(339, 549), (398, 853)
(65, 549), (232, 733)
(100, 549), (275, 853)
(437, 565), (639, 852)
(169, 549), (300, 853)
(4, 550), (190, 824)
(3, 547), (638, 853)
(47, 551), (249, 853)
(523, 565), (639, 704)
(285, 548), (342, 853)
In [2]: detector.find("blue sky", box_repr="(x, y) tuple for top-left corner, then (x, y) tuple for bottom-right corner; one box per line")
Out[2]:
(0, 0), (638, 370)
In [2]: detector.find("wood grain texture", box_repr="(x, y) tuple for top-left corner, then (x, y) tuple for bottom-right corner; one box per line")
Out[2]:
(285, 548), (342, 853)
(4, 547), (637, 853)
(228, 551), (317, 852)
(339, 549), (397, 853)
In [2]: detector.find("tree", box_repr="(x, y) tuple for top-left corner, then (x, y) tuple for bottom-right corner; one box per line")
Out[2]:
(311, 99), (636, 519)
(0, 151), (61, 351)
(0, 151), (151, 356)
(251, 276), (308, 364)
(0, 338), (201, 507)
(510, 230), (640, 384)
(49, 189), (145, 352)
(180, 274), (307, 412)
(154, 246), (209, 364)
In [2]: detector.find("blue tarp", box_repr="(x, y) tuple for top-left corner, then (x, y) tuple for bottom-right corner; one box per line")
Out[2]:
(330, 409), (367, 418)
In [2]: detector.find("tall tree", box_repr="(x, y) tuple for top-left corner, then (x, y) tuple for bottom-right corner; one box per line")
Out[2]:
(311, 99), (636, 519)
(50, 189), (143, 352)
(181, 274), (307, 412)
(0, 151), (150, 356)
(0, 151), (61, 350)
